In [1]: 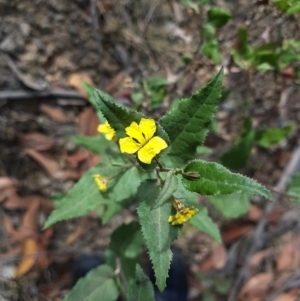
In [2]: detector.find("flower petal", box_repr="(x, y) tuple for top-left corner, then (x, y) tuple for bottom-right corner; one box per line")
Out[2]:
(125, 121), (146, 144)
(119, 137), (141, 154)
(137, 136), (168, 164)
(98, 122), (115, 140)
(139, 118), (156, 141)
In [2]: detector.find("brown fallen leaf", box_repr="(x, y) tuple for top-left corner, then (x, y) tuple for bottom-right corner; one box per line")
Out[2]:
(15, 237), (39, 278)
(66, 151), (88, 168)
(0, 177), (19, 191)
(40, 104), (70, 123)
(250, 249), (271, 268)
(78, 107), (99, 136)
(104, 71), (125, 94)
(276, 234), (300, 271)
(222, 221), (254, 242)
(19, 132), (56, 151)
(68, 73), (94, 98)
(0, 187), (25, 210)
(239, 272), (273, 300)
(24, 149), (60, 178)
(211, 242), (226, 270)
(274, 292), (296, 301)
(248, 205), (263, 222)
(20, 196), (40, 239)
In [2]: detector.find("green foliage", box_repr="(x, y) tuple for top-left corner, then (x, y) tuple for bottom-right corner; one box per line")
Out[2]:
(287, 172), (300, 203)
(109, 222), (144, 258)
(72, 135), (112, 156)
(127, 265), (155, 301)
(273, 0), (300, 14)
(209, 193), (250, 218)
(207, 7), (232, 28)
(44, 162), (143, 228)
(45, 69), (272, 299)
(63, 265), (119, 301)
(182, 160), (272, 200)
(154, 171), (178, 207)
(255, 125), (293, 148)
(189, 207), (221, 242)
(232, 27), (300, 74)
(160, 68), (223, 166)
(201, 39), (221, 63)
(137, 180), (181, 291)
(132, 78), (169, 109)
(220, 116), (255, 170)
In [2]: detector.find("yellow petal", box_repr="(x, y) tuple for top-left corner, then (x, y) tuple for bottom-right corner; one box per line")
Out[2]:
(93, 174), (109, 192)
(137, 136), (168, 164)
(139, 118), (156, 141)
(119, 137), (141, 154)
(98, 122), (115, 140)
(125, 121), (146, 144)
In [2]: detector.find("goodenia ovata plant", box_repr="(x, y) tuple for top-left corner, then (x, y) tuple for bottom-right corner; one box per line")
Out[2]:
(44, 68), (272, 300)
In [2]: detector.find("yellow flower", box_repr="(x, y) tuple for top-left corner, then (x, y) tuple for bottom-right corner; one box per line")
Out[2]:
(119, 118), (168, 164)
(93, 174), (109, 192)
(98, 121), (116, 140)
(168, 199), (199, 226)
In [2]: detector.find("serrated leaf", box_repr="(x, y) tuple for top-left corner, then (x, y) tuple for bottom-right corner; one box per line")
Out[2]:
(207, 7), (232, 28)
(72, 135), (112, 155)
(154, 171), (178, 207)
(189, 207), (221, 242)
(137, 180), (181, 291)
(209, 193), (250, 218)
(63, 264), (119, 301)
(83, 82), (114, 122)
(255, 125), (293, 148)
(182, 160), (272, 200)
(159, 69), (223, 166)
(109, 222), (144, 258)
(44, 163), (141, 228)
(127, 265), (155, 301)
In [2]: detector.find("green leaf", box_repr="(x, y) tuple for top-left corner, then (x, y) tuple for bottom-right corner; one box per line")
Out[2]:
(209, 193), (250, 218)
(127, 265), (155, 301)
(287, 172), (300, 203)
(220, 116), (255, 170)
(202, 23), (216, 39)
(72, 135), (112, 155)
(255, 125), (293, 148)
(101, 199), (128, 224)
(182, 160), (272, 200)
(154, 171), (178, 207)
(83, 82), (113, 122)
(109, 222), (144, 258)
(159, 69), (223, 166)
(44, 163), (141, 228)
(179, 0), (200, 12)
(137, 180), (181, 291)
(207, 7), (232, 28)
(201, 38), (221, 63)
(287, 3), (300, 14)
(189, 207), (221, 242)
(63, 264), (119, 301)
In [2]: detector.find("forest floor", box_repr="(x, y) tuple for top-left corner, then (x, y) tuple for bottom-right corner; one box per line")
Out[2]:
(1, 0), (300, 300)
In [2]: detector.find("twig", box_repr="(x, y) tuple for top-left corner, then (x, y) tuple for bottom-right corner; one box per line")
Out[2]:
(140, 0), (161, 37)
(0, 90), (86, 102)
(3, 52), (47, 91)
